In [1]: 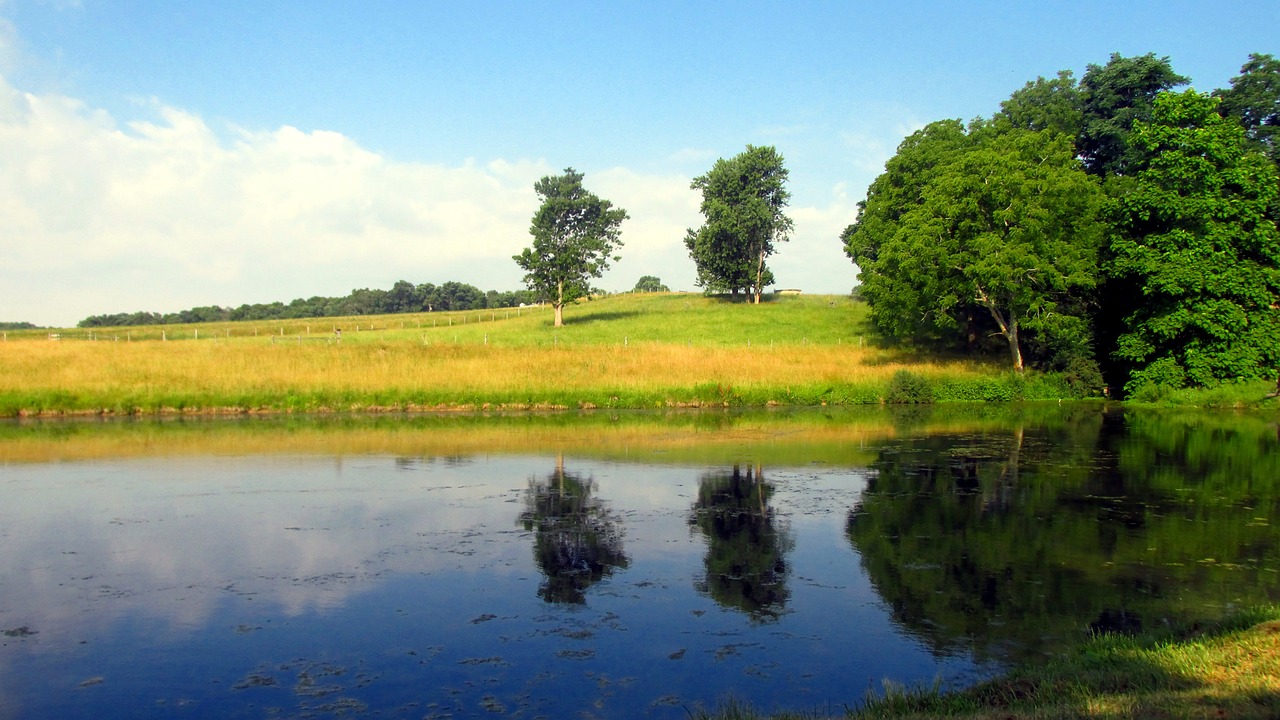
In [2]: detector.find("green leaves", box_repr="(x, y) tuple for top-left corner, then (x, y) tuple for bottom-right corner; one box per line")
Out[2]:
(1107, 90), (1280, 392)
(514, 168), (628, 327)
(845, 123), (1104, 372)
(685, 145), (793, 303)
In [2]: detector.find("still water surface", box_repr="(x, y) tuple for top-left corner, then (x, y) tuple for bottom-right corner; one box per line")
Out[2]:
(1, 406), (1277, 718)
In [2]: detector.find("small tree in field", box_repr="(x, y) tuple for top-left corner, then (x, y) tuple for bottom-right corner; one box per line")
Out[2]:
(632, 275), (669, 293)
(514, 168), (628, 327)
(685, 145), (793, 303)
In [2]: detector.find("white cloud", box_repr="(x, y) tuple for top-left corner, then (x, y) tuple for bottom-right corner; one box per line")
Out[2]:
(0, 75), (567, 325)
(0, 73), (865, 326)
(589, 166), (702, 291)
(770, 182), (861, 294)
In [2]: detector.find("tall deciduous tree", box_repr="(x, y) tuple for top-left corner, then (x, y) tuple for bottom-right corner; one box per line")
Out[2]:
(1078, 53), (1188, 177)
(845, 124), (1105, 373)
(514, 168), (628, 327)
(1107, 90), (1280, 392)
(1214, 53), (1280, 167)
(685, 145), (793, 304)
(996, 69), (1083, 137)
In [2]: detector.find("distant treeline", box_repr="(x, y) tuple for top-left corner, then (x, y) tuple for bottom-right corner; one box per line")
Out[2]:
(78, 280), (542, 328)
(0, 322), (41, 330)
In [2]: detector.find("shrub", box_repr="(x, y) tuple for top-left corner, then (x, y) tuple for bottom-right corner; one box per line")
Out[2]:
(1058, 356), (1105, 398)
(885, 370), (934, 404)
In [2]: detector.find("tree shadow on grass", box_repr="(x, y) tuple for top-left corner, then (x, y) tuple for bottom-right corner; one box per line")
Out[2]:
(704, 293), (783, 304)
(558, 310), (642, 325)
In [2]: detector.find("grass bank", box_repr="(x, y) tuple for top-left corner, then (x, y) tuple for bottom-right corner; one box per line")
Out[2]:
(0, 294), (1087, 416)
(1125, 379), (1280, 410)
(699, 607), (1280, 720)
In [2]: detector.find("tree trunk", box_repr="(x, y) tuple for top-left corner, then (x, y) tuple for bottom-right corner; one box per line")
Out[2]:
(1006, 314), (1023, 373)
(554, 280), (564, 328)
(975, 283), (1023, 373)
(753, 245), (765, 305)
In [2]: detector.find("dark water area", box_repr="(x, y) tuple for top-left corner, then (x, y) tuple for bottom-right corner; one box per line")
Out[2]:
(0, 406), (1277, 718)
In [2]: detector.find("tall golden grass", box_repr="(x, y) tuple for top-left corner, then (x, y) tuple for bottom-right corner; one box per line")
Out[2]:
(0, 294), (1019, 415)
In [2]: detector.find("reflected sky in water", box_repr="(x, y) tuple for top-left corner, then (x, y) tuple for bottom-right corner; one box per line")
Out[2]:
(0, 450), (965, 719)
(3, 407), (1277, 719)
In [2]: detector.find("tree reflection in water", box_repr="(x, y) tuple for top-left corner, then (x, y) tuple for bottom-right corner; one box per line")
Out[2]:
(517, 455), (628, 604)
(847, 410), (1280, 664)
(689, 464), (793, 622)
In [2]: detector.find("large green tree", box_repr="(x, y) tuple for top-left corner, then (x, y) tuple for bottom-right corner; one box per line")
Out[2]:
(845, 123), (1106, 372)
(995, 69), (1083, 137)
(1214, 53), (1280, 167)
(514, 168), (628, 327)
(1077, 53), (1188, 177)
(1107, 90), (1280, 392)
(685, 145), (794, 303)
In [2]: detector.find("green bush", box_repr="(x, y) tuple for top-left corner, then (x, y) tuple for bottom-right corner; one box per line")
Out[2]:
(885, 370), (934, 404)
(1058, 356), (1105, 398)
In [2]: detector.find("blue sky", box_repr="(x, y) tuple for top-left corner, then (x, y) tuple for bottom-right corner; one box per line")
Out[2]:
(1, 0), (1275, 326)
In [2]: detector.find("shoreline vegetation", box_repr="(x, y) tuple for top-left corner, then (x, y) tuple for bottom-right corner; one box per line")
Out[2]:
(698, 607), (1280, 720)
(3, 294), (1275, 418)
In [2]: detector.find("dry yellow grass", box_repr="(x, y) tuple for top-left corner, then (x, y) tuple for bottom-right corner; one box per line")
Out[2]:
(0, 335), (995, 412)
(1, 295), (1031, 414)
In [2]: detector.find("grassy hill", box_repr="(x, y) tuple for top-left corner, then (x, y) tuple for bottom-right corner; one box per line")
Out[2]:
(0, 293), (1076, 416)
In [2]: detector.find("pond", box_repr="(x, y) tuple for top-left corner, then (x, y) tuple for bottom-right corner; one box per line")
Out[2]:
(1, 405), (1277, 719)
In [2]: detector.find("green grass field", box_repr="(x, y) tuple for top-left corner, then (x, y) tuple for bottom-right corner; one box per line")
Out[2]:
(0, 293), (1090, 416)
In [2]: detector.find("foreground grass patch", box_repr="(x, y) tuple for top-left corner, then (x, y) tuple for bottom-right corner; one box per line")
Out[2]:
(696, 607), (1280, 720)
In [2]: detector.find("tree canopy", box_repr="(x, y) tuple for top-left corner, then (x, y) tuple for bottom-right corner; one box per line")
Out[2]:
(513, 168), (628, 327)
(1107, 90), (1280, 392)
(1077, 52), (1188, 176)
(1214, 53), (1280, 167)
(844, 122), (1105, 372)
(631, 275), (669, 293)
(685, 145), (793, 303)
(846, 50), (1280, 397)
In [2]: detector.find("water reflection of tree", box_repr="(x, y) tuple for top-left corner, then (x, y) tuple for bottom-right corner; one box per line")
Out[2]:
(688, 464), (793, 622)
(847, 409), (1280, 665)
(517, 456), (628, 604)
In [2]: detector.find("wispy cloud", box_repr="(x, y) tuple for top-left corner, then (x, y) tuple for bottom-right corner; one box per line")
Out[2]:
(0, 75), (567, 325)
(0, 73), (858, 326)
